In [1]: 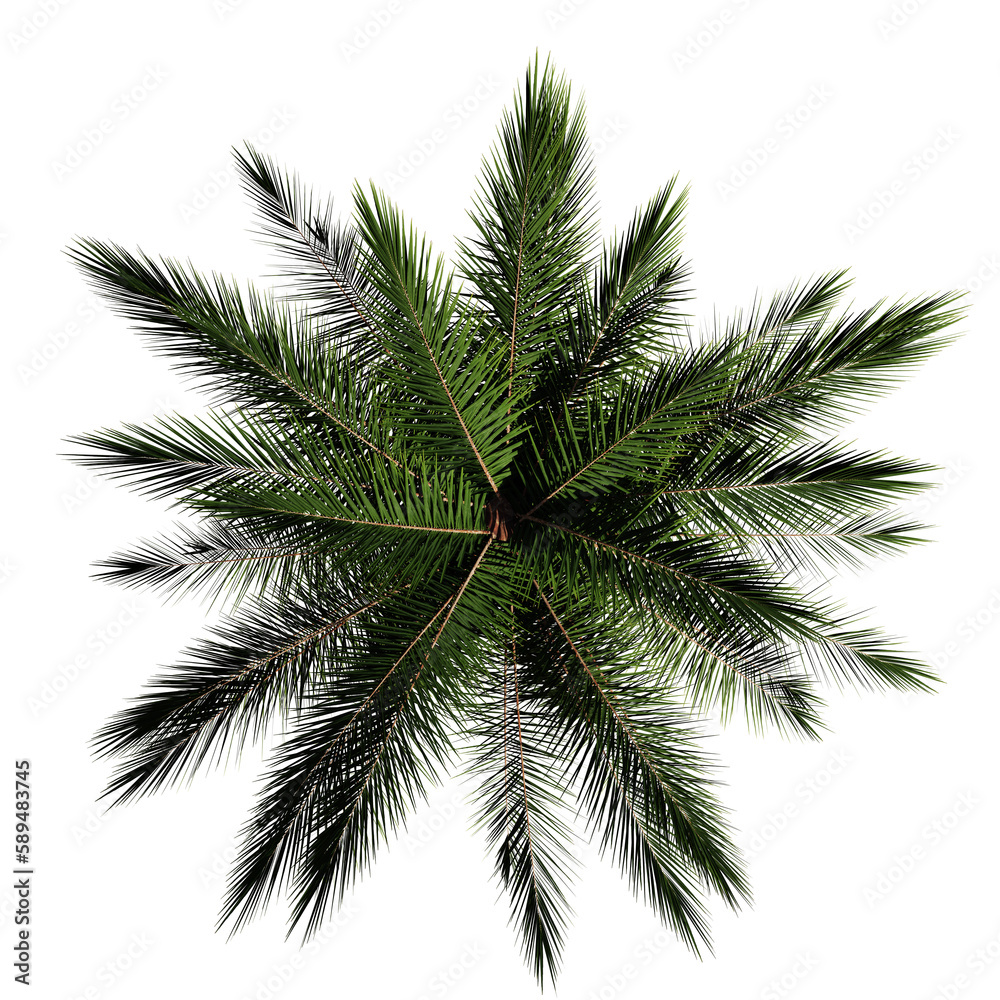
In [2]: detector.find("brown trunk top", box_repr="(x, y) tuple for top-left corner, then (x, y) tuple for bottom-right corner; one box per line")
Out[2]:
(484, 493), (516, 542)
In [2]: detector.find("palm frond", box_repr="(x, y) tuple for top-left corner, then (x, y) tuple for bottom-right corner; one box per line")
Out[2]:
(551, 179), (691, 401)
(531, 585), (751, 953)
(92, 579), (395, 807)
(456, 52), (599, 404)
(233, 144), (390, 366)
(65, 238), (359, 417)
(90, 517), (358, 611)
(711, 283), (966, 440)
(352, 182), (525, 491)
(466, 642), (577, 986)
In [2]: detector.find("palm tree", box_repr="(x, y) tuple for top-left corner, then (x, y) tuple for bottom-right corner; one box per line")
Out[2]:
(66, 54), (963, 989)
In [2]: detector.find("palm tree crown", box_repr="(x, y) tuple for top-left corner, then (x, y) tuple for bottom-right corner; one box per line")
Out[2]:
(66, 54), (963, 988)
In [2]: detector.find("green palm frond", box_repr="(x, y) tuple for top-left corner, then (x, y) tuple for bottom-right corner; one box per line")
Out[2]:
(65, 54), (965, 989)
(457, 52), (599, 405)
(232, 144), (387, 366)
(91, 518), (343, 609)
(466, 635), (578, 987)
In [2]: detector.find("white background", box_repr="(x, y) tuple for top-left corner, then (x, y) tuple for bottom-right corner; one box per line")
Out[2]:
(3, 1), (999, 997)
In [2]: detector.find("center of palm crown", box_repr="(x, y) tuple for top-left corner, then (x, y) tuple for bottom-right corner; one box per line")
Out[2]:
(484, 492), (517, 541)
